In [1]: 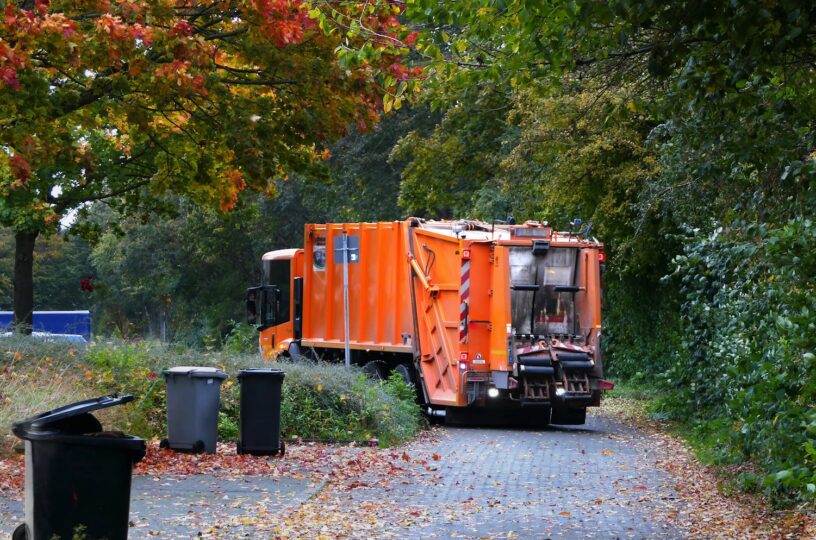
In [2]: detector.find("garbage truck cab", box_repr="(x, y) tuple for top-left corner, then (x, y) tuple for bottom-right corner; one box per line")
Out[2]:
(246, 248), (304, 357)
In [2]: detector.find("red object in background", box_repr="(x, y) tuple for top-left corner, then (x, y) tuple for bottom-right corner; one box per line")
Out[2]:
(80, 276), (94, 293)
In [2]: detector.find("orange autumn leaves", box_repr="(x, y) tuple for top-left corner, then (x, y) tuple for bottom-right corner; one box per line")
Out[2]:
(0, 0), (421, 220)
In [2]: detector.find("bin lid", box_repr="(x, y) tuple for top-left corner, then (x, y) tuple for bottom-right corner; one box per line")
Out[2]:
(12, 395), (134, 439)
(164, 366), (228, 379)
(237, 368), (285, 379)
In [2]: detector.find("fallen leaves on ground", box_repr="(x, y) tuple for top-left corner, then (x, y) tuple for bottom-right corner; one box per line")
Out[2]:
(0, 453), (23, 498)
(598, 398), (816, 539)
(135, 440), (337, 480)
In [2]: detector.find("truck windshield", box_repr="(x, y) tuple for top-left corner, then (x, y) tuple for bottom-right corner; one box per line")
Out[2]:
(509, 247), (578, 336)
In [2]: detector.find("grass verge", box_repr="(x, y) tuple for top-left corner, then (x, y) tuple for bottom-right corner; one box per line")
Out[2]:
(0, 336), (424, 455)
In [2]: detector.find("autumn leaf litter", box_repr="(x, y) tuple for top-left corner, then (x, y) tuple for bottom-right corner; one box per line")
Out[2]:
(3, 404), (816, 538)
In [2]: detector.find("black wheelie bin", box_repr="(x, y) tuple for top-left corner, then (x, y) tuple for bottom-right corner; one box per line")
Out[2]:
(236, 368), (285, 456)
(11, 395), (146, 540)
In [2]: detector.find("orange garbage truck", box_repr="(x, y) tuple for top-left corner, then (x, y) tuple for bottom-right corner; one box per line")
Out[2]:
(246, 219), (614, 424)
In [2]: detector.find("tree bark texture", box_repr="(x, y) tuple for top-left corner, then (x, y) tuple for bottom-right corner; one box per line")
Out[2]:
(13, 231), (38, 334)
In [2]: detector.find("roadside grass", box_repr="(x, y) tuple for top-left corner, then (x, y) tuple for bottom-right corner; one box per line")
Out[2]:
(0, 336), (424, 456)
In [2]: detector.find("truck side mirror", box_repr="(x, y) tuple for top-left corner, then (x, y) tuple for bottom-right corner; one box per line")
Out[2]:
(246, 287), (259, 325)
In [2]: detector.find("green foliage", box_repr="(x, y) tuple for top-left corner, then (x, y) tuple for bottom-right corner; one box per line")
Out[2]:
(391, 88), (507, 217)
(217, 411), (240, 442)
(0, 337), (423, 452)
(278, 360), (424, 446)
(663, 216), (816, 500)
(0, 227), (93, 311)
(223, 321), (259, 355)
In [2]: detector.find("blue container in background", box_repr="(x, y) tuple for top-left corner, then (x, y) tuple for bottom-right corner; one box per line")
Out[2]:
(0, 311), (91, 340)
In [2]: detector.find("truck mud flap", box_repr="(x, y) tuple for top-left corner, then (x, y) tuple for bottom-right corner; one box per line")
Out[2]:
(551, 406), (586, 425)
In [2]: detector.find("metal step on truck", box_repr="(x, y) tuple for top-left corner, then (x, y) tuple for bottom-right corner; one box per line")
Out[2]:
(247, 218), (614, 425)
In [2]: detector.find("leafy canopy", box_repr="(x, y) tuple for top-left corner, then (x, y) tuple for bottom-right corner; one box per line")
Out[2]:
(0, 0), (416, 233)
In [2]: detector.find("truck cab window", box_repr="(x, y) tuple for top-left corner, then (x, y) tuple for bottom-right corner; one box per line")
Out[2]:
(263, 259), (291, 325)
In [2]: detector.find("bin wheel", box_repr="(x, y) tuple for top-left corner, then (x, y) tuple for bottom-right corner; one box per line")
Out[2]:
(12, 523), (27, 540)
(279, 440), (286, 457)
(192, 440), (206, 453)
(159, 438), (169, 449)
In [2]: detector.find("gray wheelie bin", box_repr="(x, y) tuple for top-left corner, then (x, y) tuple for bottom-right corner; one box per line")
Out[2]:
(161, 367), (227, 454)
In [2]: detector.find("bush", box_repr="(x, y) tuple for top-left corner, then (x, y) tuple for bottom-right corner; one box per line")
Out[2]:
(0, 337), (424, 454)
(277, 360), (424, 446)
(664, 218), (816, 501)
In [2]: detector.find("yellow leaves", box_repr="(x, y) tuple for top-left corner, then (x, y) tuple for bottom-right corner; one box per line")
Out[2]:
(316, 383), (323, 392)
(559, 511), (571, 517)
(383, 93), (405, 114)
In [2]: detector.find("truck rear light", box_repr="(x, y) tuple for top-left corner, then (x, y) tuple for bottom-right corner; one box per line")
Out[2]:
(597, 379), (615, 391)
(462, 249), (471, 260)
(598, 251), (606, 263)
(459, 352), (468, 361)
(459, 361), (468, 372)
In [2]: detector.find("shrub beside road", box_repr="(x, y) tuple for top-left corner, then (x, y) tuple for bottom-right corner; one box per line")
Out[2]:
(0, 336), (424, 456)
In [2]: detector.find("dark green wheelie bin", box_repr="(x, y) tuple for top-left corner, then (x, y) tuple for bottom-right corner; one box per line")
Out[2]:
(11, 395), (146, 540)
(236, 368), (285, 456)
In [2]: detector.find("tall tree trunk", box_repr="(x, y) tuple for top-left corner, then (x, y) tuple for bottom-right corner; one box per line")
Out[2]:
(13, 231), (38, 334)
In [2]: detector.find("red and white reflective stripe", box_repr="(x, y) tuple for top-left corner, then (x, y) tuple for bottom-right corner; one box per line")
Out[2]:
(460, 258), (470, 343)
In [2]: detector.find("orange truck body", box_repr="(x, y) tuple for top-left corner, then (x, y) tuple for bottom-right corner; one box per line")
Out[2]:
(247, 219), (611, 424)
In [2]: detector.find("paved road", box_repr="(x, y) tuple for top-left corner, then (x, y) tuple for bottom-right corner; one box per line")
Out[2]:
(360, 415), (685, 539)
(1, 413), (686, 539)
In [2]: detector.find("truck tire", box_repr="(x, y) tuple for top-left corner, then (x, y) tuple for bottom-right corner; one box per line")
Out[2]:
(395, 364), (414, 386)
(362, 361), (388, 380)
(287, 342), (301, 360)
(291, 345), (318, 362)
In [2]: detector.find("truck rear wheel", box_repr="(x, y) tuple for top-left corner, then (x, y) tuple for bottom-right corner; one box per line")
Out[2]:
(362, 361), (388, 380)
(394, 364), (414, 386)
